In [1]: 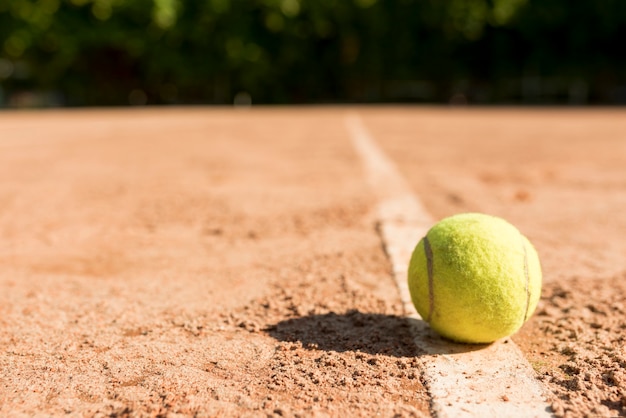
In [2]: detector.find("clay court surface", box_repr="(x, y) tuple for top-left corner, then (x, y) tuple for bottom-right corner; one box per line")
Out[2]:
(0, 107), (625, 417)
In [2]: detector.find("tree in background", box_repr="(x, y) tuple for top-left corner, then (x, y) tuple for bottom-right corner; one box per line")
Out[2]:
(1, 0), (625, 106)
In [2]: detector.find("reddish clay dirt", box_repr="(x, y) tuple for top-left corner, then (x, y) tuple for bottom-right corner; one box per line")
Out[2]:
(0, 109), (429, 417)
(0, 107), (625, 417)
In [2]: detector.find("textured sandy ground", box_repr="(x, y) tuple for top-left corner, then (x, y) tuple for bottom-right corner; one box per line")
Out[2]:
(0, 107), (625, 417)
(0, 109), (429, 417)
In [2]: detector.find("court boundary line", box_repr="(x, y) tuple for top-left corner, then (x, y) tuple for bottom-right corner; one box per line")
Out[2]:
(345, 113), (551, 418)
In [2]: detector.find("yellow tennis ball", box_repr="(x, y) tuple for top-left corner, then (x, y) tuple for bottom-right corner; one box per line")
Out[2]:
(408, 213), (542, 343)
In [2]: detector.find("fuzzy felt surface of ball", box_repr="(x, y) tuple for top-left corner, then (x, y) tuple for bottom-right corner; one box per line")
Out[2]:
(408, 213), (542, 344)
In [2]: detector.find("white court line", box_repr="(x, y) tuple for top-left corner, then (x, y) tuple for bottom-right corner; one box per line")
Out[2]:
(345, 113), (551, 418)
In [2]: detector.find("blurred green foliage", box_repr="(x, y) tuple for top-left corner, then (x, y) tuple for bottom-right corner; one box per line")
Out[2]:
(0, 0), (625, 105)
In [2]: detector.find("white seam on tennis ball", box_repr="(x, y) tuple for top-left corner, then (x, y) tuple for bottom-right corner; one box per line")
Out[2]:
(345, 113), (552, 418)
(522, 236), (532, 322)
(423, 235), (435, 322)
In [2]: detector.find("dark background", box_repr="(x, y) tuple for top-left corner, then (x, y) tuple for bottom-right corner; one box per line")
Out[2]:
(1, 0), (625, 107)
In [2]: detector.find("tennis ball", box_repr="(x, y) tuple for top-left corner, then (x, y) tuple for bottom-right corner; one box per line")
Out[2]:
(407, 213), (542, 343)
